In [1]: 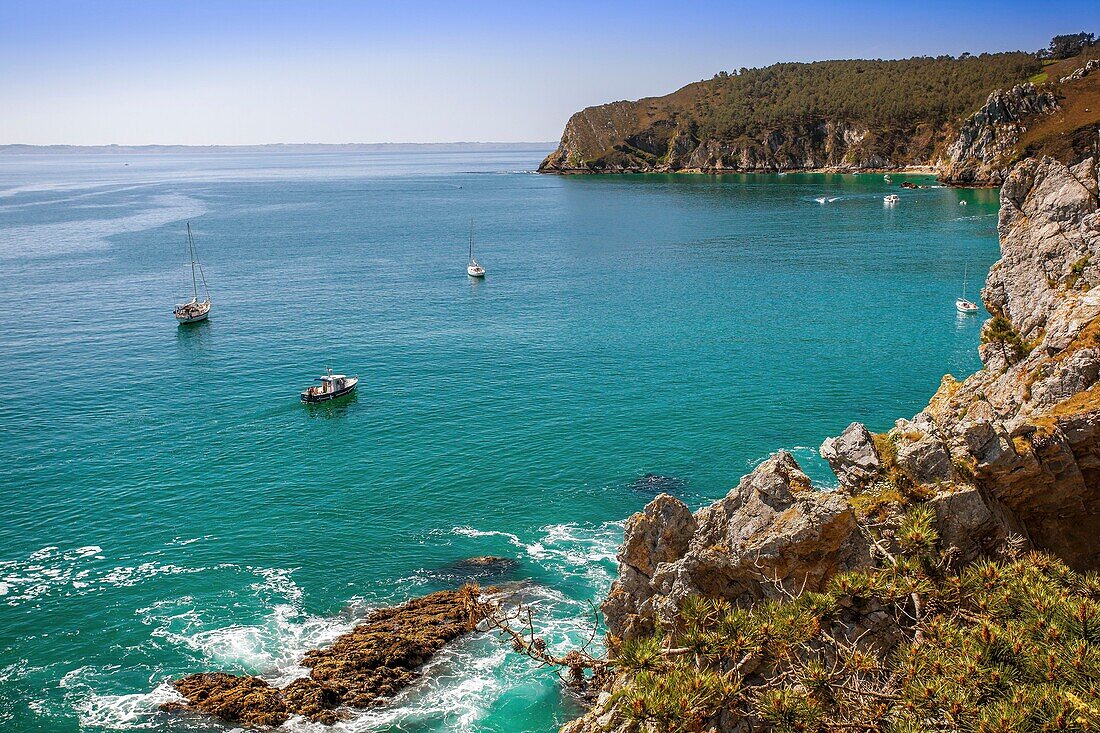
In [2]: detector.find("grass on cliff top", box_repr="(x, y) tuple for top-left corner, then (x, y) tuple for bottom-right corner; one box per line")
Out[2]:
(610, 506), (1100, 733)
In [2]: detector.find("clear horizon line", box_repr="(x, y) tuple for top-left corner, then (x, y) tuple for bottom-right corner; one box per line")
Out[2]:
(0, 141), (559, 149)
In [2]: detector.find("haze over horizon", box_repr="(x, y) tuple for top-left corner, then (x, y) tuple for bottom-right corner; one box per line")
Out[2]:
(2, 0), (1098, 146)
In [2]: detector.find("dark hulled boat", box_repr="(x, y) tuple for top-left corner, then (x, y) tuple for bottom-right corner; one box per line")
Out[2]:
(301, 368), (359, 403)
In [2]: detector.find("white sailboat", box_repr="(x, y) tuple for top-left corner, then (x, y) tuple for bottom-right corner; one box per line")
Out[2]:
(956, 263), (979, 314)
(174, 223), (212, 323)
(467, 220), (485, 278)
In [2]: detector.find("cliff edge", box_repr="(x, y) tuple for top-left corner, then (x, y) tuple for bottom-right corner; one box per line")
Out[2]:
(563, 155), (1100, 732)
(540, 52), (1100, 184)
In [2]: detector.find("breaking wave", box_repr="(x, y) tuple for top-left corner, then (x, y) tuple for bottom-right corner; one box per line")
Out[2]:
(32, 521), (620, 731)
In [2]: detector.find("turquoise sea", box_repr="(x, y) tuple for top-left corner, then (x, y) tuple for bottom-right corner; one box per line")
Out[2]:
(0, 148), (999, 732)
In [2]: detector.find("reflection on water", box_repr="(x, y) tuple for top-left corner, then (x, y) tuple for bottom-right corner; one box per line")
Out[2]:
(956, 310), (984, 331)
(175, 317), (212, 347)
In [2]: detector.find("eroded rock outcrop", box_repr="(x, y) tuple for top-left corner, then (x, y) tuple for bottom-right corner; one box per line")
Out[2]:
(564, 157), (1100, 731)
(939, 83), (1059, 186)
(821, 157), (1100, 571)
(602, 452), (870, 643)
(165, 587), (484, 727)
(819, 421), (881, 492)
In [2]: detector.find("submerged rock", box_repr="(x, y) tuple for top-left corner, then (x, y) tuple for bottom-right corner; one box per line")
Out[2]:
(627, 473), (688, 496)
(165, 587), (484, 727)
(435, 556), (520, 583)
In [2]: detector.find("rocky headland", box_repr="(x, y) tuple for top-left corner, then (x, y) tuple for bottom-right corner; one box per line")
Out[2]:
(562, 154), (1100, 731)
(539, 50), (1100, 186)
(162, 155), (1100, 732)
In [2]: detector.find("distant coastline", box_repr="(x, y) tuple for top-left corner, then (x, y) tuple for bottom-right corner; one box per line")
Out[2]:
(0, 142), (557, 155)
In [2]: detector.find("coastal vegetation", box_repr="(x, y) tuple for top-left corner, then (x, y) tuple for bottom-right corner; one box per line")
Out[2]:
(610, 512), (1100, 733)
(540, 33), (1100, 179)
(1044, 32), (1098, 60)
(691, 54), (1041, 142)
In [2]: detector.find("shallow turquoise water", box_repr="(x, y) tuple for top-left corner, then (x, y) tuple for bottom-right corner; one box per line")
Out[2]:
(0, 149), (999, 731)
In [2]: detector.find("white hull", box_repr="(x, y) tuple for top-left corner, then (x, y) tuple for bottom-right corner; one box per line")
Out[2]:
(467, 265), (485, 278)
(175, 299), (211, 323)
(956, 298), (979, 314)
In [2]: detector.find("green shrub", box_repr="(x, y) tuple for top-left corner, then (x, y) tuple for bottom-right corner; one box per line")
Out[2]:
(605, 506), (1100, 732)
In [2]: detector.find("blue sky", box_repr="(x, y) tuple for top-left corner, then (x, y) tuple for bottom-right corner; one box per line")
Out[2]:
(1, 0), (1097, 145)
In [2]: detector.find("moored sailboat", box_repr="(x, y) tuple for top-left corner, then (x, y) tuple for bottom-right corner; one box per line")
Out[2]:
(467, 220), (485, 278)
(956, 263), (979, 314)
(174, 223), (212, 323)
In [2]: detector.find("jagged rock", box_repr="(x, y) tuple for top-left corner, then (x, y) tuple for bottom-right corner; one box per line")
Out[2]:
(921, 157), (1100, 568)
(165, 588), (483, 727)
(1060, 59), (1100, 83)
(820, 422), (881, 492)
(939, 83), (1059, 186)
(926, 486), (1006, 564)
(563, 156), (1100, 732)
(986, 156), (1100, 344)
(602, 453), (869, 642)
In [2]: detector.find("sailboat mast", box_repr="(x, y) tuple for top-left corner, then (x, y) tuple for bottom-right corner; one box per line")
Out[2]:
(187, 223), (198, 301)
(469, 219), (474, 261)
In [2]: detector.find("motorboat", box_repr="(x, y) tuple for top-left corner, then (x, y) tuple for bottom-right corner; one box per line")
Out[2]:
(174, 223), (212, 323)
(301, 368), (359, 403)
(884, 194), (900, 205)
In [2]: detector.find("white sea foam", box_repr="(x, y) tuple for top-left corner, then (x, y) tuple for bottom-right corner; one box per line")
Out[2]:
(51, 521), (621, 730)
(64, 668), (182, 731)
(0, 543), (224, 607)
(137, 566), (354, 687)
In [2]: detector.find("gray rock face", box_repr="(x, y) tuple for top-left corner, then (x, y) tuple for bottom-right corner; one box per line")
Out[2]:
(564, 156), (1100, 733)
(939, 83), (1059, 186)
(905, 157), (1100, 568)
(1060, 59), (1100, 83)
(985, 157), (1100, 342)
(601, 155), (1100, 645)
(820, 422), (881, 492)
(602, 452), (869, 642)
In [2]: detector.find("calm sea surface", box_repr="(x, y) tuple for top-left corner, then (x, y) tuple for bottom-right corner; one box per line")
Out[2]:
(0, 149), (999, 731)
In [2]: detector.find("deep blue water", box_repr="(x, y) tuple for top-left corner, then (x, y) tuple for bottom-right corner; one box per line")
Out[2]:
(0, 148), (999, 732)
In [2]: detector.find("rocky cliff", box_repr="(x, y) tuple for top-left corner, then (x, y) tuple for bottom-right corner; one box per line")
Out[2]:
(540, 52), (1100, 184)
(563, 155), (1100, 732)
(938, 83), (1059, 185)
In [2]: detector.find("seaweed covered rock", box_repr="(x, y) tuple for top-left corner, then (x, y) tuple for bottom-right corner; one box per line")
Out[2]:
(165, 587), (485, 727)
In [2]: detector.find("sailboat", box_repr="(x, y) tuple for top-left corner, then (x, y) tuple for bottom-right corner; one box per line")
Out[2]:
(174, 223), (212, 323)
(466, 220), (485, 278)
(956, 264), (979, 314)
